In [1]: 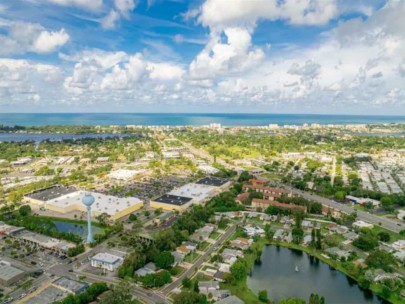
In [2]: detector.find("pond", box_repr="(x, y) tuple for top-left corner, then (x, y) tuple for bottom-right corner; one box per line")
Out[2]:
(53, 221), (104, 238)
(247, 245), (385, 304)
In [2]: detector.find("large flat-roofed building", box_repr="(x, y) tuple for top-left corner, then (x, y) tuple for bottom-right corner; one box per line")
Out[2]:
(196, 177), (230, 189)
(168, 183), (218, 205)
(25, 186), (77, 202)
(24, 186), (143, 220)
(90, 252), (123, 271)
(0, 264), (25, 286)
(150, 194), (193, 212)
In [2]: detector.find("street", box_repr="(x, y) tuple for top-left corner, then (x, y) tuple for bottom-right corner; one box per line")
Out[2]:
(162, 223), (237, 295)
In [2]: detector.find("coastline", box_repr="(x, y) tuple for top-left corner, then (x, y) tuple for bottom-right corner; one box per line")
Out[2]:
(0, 113), (404, 127)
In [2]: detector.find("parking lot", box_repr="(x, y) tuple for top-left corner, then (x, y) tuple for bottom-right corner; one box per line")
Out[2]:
(108, 176), (191, 201)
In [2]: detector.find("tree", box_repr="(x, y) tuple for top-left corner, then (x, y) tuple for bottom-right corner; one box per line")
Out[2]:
(128, 213), (137, 221)
(315, 229), (322, 249)
(182, 277), (192, 289)
(60, 282), (108, 304)
(377, 231), (390, 242)
(96, 212), (111, 226)
(353, 230), (379, 251)
(142, 270), (172, 287)
(380, 197), (393, 211)
(365, 250), (397, 272)
(230, 258), (248, 280)
(264, 224), (274, 241)
(173, 291), (206, 304)
(19, 205), (31, 216)
(154, 251), (174, 269)
(309, 293), (325, 304)
(258, 290), (269, 303)
(334, 191), (346, 201)
(238, 171), (254, 182)
(100, 281), (134, 304)
(280, 298), (306, 304)
(67, 244), (85, 257)
(292, 227), (304, 244)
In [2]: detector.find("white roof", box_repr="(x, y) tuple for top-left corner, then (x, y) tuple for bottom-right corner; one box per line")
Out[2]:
(108, 169), (142, 180)
(47, 190), (142, 216)
(169, 183), (216, 202)
(91, 252), (122, 264)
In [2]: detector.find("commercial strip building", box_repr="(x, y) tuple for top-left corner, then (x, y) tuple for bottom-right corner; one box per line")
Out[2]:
(24, 186), (143, 220)
(1, 221), (76, 255)
(24, 277), (88, 304)
(52, 277), (88, 294)
(0, 264), (25, 286)
(14, 230), (76, 255)
(90, 252), (123, 272)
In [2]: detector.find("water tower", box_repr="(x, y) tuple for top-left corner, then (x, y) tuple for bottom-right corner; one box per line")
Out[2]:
(82, 192), (95, 244)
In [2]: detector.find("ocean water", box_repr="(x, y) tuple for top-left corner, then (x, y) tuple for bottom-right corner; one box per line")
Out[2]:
(0, 113), (404, 127)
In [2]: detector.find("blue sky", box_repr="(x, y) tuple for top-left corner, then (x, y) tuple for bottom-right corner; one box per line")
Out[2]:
(0, 0), (404, 114)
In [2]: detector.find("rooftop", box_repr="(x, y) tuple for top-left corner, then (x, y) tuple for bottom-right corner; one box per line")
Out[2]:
(52, 276), (88, 294)
(26, 186), (77, 201)
(44, 190), (143, 216)
(91, 252), (122, 265)
(0, 264), (24, 281)
(154, 194), (193, 206)
(24, 286), (68, 304)
(169, 183), (215, 201)
(196, 176), (228, 187)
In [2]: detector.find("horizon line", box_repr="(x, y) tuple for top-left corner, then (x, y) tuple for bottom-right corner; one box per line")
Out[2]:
(1, 112), (405, 117)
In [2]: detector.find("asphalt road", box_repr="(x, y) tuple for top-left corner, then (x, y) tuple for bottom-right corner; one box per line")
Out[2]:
(162, 223), (237, 295)
(284, 185), (403, 233)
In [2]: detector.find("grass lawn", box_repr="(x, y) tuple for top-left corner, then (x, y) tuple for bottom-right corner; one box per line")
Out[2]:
(209, 231), (221, 240)
(261, 172), (282, 180)
(184, 252), (200, 263)
(170, 266), (186, 276)
(371, 226), (403, 242)
(198, 241), (210, 251)
(221, 279), (261, 304)
(247, 217), (264, 226)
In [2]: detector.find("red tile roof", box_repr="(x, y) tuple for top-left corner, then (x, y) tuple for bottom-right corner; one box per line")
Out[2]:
(252, 199), (306, 211)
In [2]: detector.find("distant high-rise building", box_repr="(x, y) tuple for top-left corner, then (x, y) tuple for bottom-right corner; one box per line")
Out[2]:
(82, 193), (95, 244)
(209, 123), (221, 129)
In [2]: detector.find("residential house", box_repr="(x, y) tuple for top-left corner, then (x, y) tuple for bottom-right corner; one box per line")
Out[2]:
(230, 238), (253, 250)
(324, 247), (351, 260)
(199, 281), (231, 301)
(303, 235), (312, 245)
(215, 295), (244, 304)
(273, 229), (285, 241)
(135, 262), (157, 277)
(190, 225), (215, 242)
(171, 251), (185, 266)
(243, 226), (265, 236)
